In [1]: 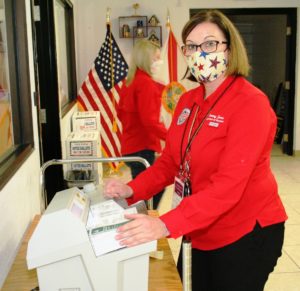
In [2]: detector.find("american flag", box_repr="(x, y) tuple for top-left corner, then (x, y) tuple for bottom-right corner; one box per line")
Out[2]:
(77, 25), (128, 169)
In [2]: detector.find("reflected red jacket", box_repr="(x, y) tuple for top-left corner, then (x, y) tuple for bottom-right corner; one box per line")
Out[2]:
(127, 75), (287, 250)
(118, 69), (167, 155)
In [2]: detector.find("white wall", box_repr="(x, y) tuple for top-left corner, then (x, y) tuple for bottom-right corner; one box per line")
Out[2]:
(0, 0), (41, 287)
(74, 0), (300, 152)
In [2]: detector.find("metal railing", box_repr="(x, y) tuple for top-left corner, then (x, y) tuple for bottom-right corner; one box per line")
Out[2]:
(39, 156), (151, 212)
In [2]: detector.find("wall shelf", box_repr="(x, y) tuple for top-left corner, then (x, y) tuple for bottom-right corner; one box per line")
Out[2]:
(119, 16), (162, 46)
(119, 16), (147, 39)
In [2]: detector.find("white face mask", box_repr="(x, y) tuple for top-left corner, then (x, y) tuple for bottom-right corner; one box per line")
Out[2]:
(150, 59), (164, 74)
(187, 51), (227, 83)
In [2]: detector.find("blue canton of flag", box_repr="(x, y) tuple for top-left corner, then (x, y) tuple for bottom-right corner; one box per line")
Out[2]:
(95, 31), (128, 91)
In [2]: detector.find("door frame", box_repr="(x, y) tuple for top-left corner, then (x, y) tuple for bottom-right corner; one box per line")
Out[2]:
(191, 8), (297, 155)
(32, 0), (64, 203)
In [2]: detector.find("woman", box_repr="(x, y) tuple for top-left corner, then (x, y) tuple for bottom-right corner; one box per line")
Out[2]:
(105, 10), (287, 290)
(118, 39), (167, 209)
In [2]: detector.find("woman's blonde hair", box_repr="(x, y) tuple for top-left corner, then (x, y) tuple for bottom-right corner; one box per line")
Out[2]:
(126, 39), (160, 85)
(182, 9), (250, 80)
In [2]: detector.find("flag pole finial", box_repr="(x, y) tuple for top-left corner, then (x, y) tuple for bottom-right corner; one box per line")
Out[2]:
(106, 7), (111, 25)
(166, 8), (170, 28)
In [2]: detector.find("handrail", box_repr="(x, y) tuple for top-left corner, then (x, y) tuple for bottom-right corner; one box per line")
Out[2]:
(40, 157), (151, 212)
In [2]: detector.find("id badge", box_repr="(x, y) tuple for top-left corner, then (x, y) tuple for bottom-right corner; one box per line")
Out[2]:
(172, 176), (185, 209)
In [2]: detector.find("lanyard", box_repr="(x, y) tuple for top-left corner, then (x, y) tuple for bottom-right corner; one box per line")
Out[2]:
(180, 76), (238, 173)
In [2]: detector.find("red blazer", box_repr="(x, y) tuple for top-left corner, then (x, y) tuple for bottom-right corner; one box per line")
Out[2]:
(118, 69), (167, 155)
(127, 75), (287, 250)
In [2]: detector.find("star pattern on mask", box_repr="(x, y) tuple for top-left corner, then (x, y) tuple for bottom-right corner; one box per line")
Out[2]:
(209, 56), (221, 69)
(198, 63), (204, 71)
(200, 51), (209, 59)
(188, 51), (227, 83)
(200, 73), (211, 82)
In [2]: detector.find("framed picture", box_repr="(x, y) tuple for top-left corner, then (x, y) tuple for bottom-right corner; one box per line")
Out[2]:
(147, 26), (162, 46)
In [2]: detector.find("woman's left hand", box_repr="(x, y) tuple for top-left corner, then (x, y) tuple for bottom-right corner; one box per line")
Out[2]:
(116, 213), (169, 247)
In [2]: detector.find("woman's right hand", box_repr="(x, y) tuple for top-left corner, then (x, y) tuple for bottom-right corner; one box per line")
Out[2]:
(103, 178), (133, 199)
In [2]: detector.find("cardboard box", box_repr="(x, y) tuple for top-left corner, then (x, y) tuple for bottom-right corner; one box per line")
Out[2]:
(72, 111), (100, 132)
(66, 131), (102, 183)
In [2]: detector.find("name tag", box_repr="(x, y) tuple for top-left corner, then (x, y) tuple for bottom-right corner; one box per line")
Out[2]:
(172, 176), (185, 209)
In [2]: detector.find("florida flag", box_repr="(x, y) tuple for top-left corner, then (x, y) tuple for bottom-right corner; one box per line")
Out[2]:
(154, 26), (189, 128)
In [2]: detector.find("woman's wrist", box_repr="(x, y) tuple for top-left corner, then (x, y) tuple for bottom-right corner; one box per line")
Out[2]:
(126, 186), (133, 198)
(160, 219), (170, 237)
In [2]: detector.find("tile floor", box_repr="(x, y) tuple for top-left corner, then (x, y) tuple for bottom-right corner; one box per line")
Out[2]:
(156, 144), (300, 291)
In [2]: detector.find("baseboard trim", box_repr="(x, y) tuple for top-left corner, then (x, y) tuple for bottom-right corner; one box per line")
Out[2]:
(294, 150), (300, 156)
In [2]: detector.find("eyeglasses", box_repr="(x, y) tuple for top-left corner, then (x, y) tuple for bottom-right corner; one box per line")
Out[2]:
(181, 40), (228, 55)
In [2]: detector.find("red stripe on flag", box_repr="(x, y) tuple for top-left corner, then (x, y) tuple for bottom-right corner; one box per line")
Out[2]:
(100, 116), (120, 157)
(114, 81), (124, 99)
(87, 73), (121, 157)
(106, 89), (122, 140)
(87, 71), (121, 156)
(113, 81), (124, 118)
(79, 74), (121, 164)
(88, 71), (114, 123)
(81, 81), (99, 111)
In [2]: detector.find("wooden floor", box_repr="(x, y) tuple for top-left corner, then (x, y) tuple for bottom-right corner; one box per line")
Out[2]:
(2, 216), (39, 291)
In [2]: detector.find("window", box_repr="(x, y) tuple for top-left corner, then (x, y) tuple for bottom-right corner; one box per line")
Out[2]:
(0, 0), (34, 189)
(0, 0), (13, 159)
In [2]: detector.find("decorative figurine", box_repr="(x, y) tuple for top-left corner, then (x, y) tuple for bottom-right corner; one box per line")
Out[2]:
(136, 27), (144, 37)
(148, 30), (160, 45)
(148, 15), (160, 26)
(122, 24), (130, 38)
(137, 20), (143, 27)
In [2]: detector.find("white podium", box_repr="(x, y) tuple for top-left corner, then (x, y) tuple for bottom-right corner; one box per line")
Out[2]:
(27, 187), (156, 291)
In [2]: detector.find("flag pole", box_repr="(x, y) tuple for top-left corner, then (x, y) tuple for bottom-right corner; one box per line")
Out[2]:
(166, 9), (174, 82)
(168, 8), (192, 288)
(106, 8), (118, 134)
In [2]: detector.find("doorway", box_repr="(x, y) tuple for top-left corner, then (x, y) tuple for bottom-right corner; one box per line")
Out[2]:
(31, 0), (78, 205)
(31, 0), (65, 203)
(191, 8), (297, 155)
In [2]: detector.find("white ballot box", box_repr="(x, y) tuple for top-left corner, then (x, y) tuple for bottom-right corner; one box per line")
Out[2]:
(65, 131), (102, 184)
(27, 187), (156, 291)
(72, 111), (101, 132)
